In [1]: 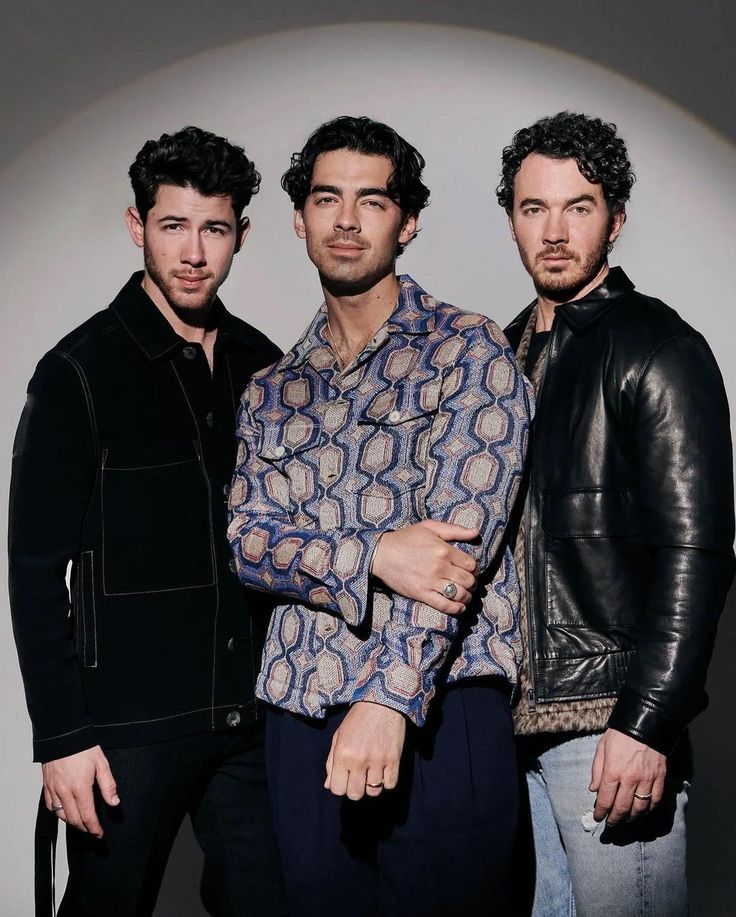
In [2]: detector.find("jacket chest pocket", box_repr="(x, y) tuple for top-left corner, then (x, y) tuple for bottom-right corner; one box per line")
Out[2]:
(101, 443), (215, 595)
(355, 383), (440, 493)
(256, 418), (327, 513)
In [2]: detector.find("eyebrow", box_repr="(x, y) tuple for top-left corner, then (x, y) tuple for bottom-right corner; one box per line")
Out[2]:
(518, 194), (598, 209)
(309, 184), (391, 199)
(156, 215), (232, 228)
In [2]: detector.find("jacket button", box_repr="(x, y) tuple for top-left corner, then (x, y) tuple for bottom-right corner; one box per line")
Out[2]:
(388, 410), (402, 423)
(226, 710), (241, 727)
(222, 483), (230, 499)
(205, 411), (215, 428)
(182, 345), (197, 360)
(227, 637), (236, 652)
(228, 558), (238, 574)
(272, 445), (286, 458)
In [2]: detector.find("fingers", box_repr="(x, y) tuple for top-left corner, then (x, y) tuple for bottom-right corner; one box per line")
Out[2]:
(446, 546), (479, 574)
(629, 784), (655, 820)
(76, 787), (104, 837)
(55, 789), (84, 832)
(419, 520), (480, 544)
(95, 755), (120, 807)
(592, 775), (618, 823)
(589, 738), (605, 793)
(364, 769), (385, 798)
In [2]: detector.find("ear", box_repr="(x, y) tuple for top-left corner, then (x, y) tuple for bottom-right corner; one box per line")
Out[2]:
(294, 208), (307, 240)
(398, 213), (418, 247)
(507, 212), (518, 243)
(608, 208), (626, 244)
(234, 216), (250, 254)
(126, 207), (145, 248)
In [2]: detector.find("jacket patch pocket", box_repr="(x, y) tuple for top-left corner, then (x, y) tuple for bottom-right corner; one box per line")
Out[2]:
(542, 488), (648, 629)
(101, 444), (215, 595)
(74, 550), (97, 667)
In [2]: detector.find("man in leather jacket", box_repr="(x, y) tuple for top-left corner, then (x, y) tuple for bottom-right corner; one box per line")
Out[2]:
(9, 127), (284, 916)
(498, 111), (734, 916)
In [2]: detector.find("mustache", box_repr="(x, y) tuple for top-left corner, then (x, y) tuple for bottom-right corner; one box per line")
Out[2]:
(325, 234), (369, 249)
(535, 246), (577, 262)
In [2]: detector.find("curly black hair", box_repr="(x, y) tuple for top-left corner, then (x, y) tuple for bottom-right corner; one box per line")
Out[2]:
(282, 115), (430, 256)
(496, 112), (635, 215)
(129, 126), (261, 222)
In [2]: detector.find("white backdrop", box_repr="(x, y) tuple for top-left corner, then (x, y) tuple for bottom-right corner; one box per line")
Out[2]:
(1, 23), (735, 914)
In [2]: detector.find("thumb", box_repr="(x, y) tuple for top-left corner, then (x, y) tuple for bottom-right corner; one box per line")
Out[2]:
(96, 753), (120, 806)
(589, 736), (605, 792)
(418, 519), (480, 542)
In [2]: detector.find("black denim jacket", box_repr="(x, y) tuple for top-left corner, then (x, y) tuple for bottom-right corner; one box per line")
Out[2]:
(9, 273), (281, 762)
(504, 268), (735, 754)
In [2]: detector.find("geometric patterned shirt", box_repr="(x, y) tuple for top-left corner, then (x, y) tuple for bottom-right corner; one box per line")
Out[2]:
(227, 276), (533, 726)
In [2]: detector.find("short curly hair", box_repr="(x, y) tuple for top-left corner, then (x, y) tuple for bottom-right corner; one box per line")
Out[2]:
(129, 126), (261, 222)
(496, 112), (635, 215)
(282, 115), (430, 256)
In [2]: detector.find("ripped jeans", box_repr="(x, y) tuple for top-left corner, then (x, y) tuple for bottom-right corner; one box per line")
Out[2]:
(517, 732), (690, 917)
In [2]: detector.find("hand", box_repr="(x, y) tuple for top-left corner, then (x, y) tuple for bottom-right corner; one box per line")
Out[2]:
(371, 519), (479, 615)
(589, 728), (667, 826)
(324, 702), (406, 801)
(42, 745), (120, 837)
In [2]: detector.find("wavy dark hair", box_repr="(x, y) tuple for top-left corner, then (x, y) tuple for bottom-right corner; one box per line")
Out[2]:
(129, 125), (261, 222)
(496, 112), (635, 215)
(281, 115), (430, 256)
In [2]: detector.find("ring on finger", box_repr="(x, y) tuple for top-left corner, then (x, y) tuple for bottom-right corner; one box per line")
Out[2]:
(633, 791), (652, 800)
(50, 803), (64, 813)
(442, 581), (458, 599)
(366, 781), (384, 789)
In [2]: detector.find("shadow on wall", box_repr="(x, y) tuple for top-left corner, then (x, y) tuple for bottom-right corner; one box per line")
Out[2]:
(153, 585), (736, 917)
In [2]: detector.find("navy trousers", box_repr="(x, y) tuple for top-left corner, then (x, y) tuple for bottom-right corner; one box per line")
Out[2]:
(266, 678), (518, 917)
(46, 726), (285, 917)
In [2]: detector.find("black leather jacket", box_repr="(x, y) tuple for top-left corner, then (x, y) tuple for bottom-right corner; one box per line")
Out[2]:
(9, 274), (281, 762)
(504, 268), (735, 754)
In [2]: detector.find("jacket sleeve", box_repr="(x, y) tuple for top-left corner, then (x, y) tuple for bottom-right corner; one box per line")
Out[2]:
(227, 383), (384, 629)
(8, 352), (99, 762)
(607, 332), (735, 754)
(350, 322), (533, 725)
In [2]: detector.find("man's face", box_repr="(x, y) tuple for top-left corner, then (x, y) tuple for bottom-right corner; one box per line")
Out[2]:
(294, 149), (416, 293)
(126, 183), (249, 315)
(508, 153), (624, 302)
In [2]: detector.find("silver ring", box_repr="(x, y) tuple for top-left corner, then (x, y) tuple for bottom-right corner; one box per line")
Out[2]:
(633, 791), (652, 801)
(366, 781), (384, 789)
(442, 581), (458, 599)
(50, 803), (64, 813)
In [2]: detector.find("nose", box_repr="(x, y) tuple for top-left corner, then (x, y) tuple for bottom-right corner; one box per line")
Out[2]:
(542, 210), (568, 246)
(181, 230), (206, 267)
(334, 200), (360, 233)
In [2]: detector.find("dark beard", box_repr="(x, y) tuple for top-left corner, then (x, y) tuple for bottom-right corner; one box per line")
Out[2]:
(143, 246), (221, 329)
(527, 233), (610, 304)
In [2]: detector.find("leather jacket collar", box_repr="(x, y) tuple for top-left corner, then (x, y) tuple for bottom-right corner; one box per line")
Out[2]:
(505, 266), (635, 346)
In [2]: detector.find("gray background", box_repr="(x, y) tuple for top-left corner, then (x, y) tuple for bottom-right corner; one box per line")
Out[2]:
(1, 3), (734, 915)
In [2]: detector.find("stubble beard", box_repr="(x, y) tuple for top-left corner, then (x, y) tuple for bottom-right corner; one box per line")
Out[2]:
(522, 232), (610, 304)
(143, 244), (230, 327)
(310, 237), (396, 299)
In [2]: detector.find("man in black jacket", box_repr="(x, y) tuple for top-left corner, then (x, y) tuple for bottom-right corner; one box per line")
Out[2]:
(9, 127), (284, 916)
(498, 112), (734, 916)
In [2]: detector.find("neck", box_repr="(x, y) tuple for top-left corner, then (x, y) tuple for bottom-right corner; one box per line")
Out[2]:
(535, 262), (610, 332)
(323, 271), (401, 354)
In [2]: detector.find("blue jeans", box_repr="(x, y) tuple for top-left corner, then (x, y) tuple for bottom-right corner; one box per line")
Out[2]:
(517, 732), (690, 917)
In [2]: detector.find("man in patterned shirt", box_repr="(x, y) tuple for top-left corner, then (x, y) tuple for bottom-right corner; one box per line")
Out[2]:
(228, 116), (533, 916)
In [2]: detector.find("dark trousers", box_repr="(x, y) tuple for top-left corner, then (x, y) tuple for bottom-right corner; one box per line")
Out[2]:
(43, 726), (285, 917)
(266, 679), (518, 917)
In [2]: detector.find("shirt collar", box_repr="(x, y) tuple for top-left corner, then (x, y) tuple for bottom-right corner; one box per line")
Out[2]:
(285, 274), (437, 370)
(109, 271), (258, 361)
